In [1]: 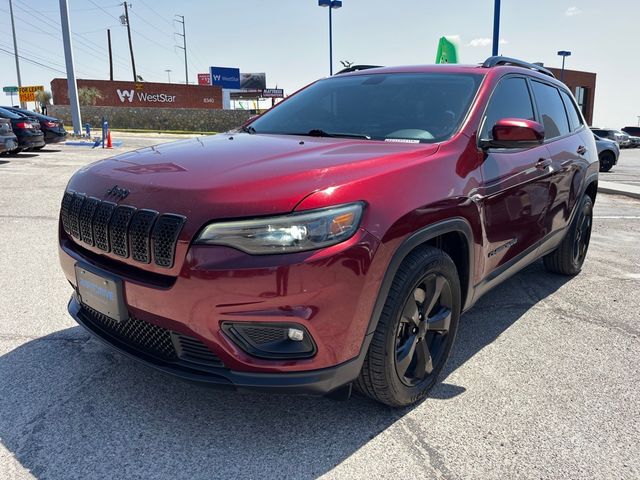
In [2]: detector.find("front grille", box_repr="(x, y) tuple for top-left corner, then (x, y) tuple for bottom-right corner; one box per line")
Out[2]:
(60, 191), (185, 268)
(129, 210), (157, 263)
(80, 304), (176, 360)
(152, 215), (185, 268)
(110, 206), (136, 257)
(78, 304), (224, 369)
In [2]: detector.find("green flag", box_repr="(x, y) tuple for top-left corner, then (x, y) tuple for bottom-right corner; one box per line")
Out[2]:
(435, 36), (459, 64)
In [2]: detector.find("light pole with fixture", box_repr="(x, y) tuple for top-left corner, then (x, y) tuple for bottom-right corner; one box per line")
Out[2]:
(557, 50), (571, 82)
(318, 0), (342, 75)
(165, 69), (172, 83)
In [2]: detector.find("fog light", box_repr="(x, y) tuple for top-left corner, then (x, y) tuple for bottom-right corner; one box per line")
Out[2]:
(287, 328), (305, 342)
(221, 322), (316, 359)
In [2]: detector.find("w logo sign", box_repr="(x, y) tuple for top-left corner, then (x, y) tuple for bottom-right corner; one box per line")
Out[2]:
(116, 89), (135, 103)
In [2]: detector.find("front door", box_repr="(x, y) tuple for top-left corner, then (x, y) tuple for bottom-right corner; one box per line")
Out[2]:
(476, 76), (552, 278)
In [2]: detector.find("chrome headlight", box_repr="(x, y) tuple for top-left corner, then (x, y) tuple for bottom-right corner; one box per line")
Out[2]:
(194, 203), (364, 254)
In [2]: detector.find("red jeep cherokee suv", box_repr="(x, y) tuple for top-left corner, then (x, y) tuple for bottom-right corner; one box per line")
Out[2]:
(58, 57), (598, 407)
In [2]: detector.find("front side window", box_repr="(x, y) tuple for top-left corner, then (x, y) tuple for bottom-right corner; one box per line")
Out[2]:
(249, 73), (483, 143)
(480, 77), (535, 140)
(531, 81), (570, 139)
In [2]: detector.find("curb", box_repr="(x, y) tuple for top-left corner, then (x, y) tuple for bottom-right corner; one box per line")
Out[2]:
(598, 182), (640, 200)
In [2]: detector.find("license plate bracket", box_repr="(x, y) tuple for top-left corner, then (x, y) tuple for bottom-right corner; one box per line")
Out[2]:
(75, 263), (129, 322)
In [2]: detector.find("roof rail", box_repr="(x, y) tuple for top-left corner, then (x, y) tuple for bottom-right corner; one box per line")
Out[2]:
(334, 65), (383, 75)
(482, 56), (555, 78)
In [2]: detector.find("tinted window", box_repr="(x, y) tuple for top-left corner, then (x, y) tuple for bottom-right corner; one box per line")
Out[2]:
(623, 127), (640, 136)
(531, 81), (570, 139)
(480, 77), (534, 139)
(250, 73), (483, 143)
(559, 90), (583, 132)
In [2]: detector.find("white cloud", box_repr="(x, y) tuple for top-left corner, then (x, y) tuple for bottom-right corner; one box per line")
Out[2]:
(443, 35), (461, 44)
(467, 38), (508, 47)
(566, 6), (581, 16)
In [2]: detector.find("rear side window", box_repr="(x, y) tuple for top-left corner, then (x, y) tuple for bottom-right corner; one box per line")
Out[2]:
(480, 77), (534, 139)
(531, 81), (570, 139)
(559, 90), (583, 132)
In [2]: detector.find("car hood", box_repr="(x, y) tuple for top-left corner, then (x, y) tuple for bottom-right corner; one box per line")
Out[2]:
(67, 132), (439, 225)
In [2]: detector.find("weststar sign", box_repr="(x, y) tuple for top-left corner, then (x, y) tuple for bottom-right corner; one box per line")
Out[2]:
(51, 79), (222, 109)
(116, 89), (176, 104)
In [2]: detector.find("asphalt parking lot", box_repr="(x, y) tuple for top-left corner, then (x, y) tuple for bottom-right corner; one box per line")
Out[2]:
(605, 146), (640, 188)
(1, 136), (639, 479)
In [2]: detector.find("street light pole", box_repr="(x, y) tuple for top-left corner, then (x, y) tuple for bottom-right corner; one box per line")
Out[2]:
(59, 0), (82, 134)
(318, 0), (342, 76)
(557, 50), (571, 82)
(492, 0), (501, 56)
(8, 0), (24, 107)
(165, 69), (172, 83)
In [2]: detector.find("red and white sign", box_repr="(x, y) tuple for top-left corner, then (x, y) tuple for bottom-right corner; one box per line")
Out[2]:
(197, 73), (211, 85)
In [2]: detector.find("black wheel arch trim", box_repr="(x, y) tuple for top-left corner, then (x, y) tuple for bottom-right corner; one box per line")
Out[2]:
(364, 218), (475, 339)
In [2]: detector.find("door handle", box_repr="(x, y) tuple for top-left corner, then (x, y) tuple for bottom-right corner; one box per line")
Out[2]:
(577, 145), (587, 155)
(535, 158), (552, 170)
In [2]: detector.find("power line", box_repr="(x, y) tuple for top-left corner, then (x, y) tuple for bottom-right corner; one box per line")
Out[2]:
(0, 46), (66, 75)
(85, 0), (120, 21)
(10, 1), (132, 69)
(138, 0), (172, 25)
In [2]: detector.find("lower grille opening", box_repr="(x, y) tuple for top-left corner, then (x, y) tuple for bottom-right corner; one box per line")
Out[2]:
(78, 304), (224, 370)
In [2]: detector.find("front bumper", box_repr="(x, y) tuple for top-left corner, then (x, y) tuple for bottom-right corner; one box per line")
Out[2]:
(60, 227), (382, 393)
(68, 295), (363, 394)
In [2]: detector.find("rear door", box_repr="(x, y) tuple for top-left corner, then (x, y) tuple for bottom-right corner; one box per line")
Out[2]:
(477, 76), (552, 278)
(529, 80), (587, 241)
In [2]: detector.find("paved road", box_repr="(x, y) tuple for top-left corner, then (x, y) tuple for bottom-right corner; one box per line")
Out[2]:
(605, 147), (640, 187)
(1, 136), (639, 479)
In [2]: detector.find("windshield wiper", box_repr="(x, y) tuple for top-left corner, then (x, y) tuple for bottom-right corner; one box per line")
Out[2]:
(304, 129), (371, 140)
(240, 125), (256, 134)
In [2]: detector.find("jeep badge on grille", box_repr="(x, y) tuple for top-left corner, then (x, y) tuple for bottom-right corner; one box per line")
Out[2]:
(105, 185), (130, 200)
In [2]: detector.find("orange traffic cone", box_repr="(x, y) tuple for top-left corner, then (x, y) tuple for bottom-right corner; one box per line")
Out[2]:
(106, 129), (113, 149)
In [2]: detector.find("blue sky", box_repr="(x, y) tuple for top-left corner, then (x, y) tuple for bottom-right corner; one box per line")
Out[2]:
(0, 0), (638, 127)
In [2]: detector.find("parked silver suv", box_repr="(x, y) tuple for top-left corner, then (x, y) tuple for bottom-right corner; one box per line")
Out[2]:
(591, 128), (630, 148)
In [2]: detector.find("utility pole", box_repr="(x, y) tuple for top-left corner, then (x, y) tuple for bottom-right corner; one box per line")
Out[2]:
(121, 3), (137, 81)
(59, 0), (82, 134)
(107, 29), (114, 81)
(174, 15), (188, 84)
(8, 0), (24, 107)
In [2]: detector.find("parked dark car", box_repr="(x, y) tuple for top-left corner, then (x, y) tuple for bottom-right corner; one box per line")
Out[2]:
(621, 126), (640, 137)
(0, 118), (19, 155)
(1, 107), (67, 147)
(58, 56), (598, 407)
(0, 108), (45, 152)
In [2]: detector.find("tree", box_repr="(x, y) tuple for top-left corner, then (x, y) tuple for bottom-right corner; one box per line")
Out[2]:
(78, 87), (103, 106)
(35, 90), (52, 114)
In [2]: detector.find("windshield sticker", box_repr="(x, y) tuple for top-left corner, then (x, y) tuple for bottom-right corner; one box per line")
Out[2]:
(384, 138), (420, 143)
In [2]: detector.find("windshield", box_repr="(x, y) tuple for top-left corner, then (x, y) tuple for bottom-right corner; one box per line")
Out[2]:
(249, 73), (483, 143)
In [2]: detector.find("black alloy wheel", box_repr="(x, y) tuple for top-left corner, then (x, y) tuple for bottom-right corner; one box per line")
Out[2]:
(355, 246), (461, 407)
(572, 204), (592, 265)
(543, 194), (593, 275)
(598, 151), (614, 172)
(395, 273), (453, 386)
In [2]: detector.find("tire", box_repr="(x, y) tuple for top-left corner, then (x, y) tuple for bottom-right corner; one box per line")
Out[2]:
(543, 195), (593, 276)
(355, 246), (461, 407)
(598, 151), (615, 172)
